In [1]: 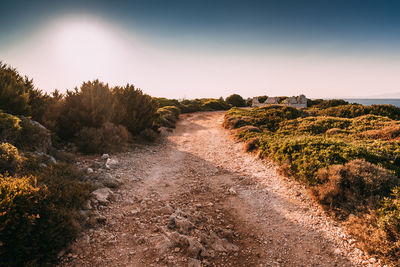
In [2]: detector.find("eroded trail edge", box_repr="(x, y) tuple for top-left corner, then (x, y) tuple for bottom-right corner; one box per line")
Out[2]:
(60, 112), (374, 267)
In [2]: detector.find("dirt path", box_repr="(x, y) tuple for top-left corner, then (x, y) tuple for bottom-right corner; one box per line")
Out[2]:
(59, 111), (375, 267)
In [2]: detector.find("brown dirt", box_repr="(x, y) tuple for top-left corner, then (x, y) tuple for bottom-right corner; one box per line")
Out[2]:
(59, 111), (378, 267)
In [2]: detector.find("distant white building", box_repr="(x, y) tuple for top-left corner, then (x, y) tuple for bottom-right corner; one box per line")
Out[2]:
(252, 94), (307, 108)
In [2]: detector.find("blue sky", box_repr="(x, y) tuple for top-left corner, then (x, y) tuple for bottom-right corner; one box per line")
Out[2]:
(1, 0), (399, 98)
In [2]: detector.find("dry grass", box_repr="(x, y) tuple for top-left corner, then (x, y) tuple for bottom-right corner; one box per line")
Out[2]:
(243, 137), (260, 152)
(344, 212), (400, 265)
(325, 127), (346, 135)
(314, 160), (398, 213)
(361, 124), (400, 140)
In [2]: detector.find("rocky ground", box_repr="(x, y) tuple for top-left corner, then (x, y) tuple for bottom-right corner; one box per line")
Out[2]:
(58, 111), (383, 267)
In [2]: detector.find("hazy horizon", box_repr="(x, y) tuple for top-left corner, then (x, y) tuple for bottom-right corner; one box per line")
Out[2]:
(1, 0), (399, 99)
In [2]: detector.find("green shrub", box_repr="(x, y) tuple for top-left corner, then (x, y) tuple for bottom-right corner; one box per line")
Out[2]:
(156, 98), (229, 114)
(226, 94), (246, 107)
(113, 84), (157, 135)
(234, 125), (262, 140)
(317, 104), (400, 120)
(379, 187), (400, 242)
(57, 80), (115, 140)
(244, 137), (260, 152)
(224, 106), (302, 131)
(225, 100), (400, 264)
(76, 122), (129, 154)
(153, 97), (180, 108)
(350, 115), (393, 131)
(163, 106), (181, 118)
(307, 99), (349, 109)
(0, 111), (21, 143)
(0, 163), (91, 266)
(259, 136), (355, 184)
(179, 99), (203, 113)
(37, 90), (64, 133)
(0, 62), (31, 116)
(156, 106), (181, 128)
(315, 160), (399, 212)
(278, 117), (352, 135)
(0, 174), (46, 265)
(0, 142), (23, 174)
(16, 117), (52, 152)
(201, 99), (230, 111)
(140, 128), (158, 141)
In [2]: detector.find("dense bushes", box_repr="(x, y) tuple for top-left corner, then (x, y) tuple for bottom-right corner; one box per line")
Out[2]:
(314, 160), (398, 212)
(56, 80), (115, 141)
(379, 187), (400, 242)
(154, 97), (180, 108)
(315, 104), (400, 120)
(0, 62), (51, 123)
(307, 99), (349, 109)
(0, 62), (31, 116)
(76, 122), (129, 154)
(34, 80), (158, 153)
(0, 111), (21, 143)
(278, 117), (351, 135)
(259, 136), (355, 184)
(156, 106), (181, 128)
(224, 106), (302, 131)
(17, 116), (52, 152)
(0, 174), (47, 265)
(113, 84), (157, 135)
(226, 94), (246, 107)
(179, 98), (230, 113)
(0, 142), (23, 174)
(0, 145), (91, 266)
(224, 103), (400, 264)
(201, 98), (230, 111)
(154, 97), (231, 114)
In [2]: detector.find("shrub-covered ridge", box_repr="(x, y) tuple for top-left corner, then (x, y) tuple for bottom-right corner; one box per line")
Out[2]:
(224, 104), (400, 264)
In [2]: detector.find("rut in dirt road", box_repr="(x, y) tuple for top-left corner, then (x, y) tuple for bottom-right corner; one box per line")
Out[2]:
(60, 111), (370, 267)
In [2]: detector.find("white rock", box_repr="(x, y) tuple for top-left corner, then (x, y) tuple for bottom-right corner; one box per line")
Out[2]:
(228, 187), (237, 195)
(101, 154), (110, 160)
(333, 248), (341, 255)
(92, 188), (113, 204)
(48, 156), (57, 164)
(82, 200), (92, 210)
(105, 158), (119, 169)
(86, 168), (94, 174)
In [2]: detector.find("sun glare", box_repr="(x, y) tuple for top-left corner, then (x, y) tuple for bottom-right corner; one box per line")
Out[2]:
(50, 18), (119, 71)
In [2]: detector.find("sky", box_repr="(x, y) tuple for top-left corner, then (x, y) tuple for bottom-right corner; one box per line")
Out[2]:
(0, 0), (399, 99)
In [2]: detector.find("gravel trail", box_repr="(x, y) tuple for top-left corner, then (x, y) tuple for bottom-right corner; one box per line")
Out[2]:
(60, 111), (375, 267)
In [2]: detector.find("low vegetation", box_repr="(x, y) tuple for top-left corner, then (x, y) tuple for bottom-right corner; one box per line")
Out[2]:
(0, 142), (92, 266)
(0, 61), (252, 265)
(154, 96), (232, 114)
(224, 103), (400, 264)
(0, 62), (160, 265)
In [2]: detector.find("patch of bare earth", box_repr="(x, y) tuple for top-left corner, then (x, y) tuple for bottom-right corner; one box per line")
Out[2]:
(59, 111), (380, 267)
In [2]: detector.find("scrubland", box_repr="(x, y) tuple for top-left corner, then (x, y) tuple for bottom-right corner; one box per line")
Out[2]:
(0, 62), (247, 265)
(224, 100), (400, 264)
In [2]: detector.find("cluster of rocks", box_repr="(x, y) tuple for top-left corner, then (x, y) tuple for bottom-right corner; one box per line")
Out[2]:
(76, 154), (123, 225)
(153, 208), (239, 265)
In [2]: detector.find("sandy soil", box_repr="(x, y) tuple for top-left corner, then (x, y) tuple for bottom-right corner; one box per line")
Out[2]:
(59, 111), (378, 267)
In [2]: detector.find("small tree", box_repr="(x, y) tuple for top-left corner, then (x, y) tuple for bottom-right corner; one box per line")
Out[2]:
(0, 62), (31, 115)
(57, 80), (115, 140)
(113, 84), (157, 135)
(226, 94), (246, 107)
